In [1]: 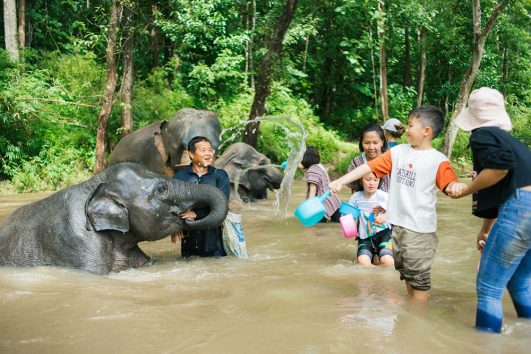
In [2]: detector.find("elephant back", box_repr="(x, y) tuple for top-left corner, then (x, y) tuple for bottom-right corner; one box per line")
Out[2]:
(109, 121), (168, 175)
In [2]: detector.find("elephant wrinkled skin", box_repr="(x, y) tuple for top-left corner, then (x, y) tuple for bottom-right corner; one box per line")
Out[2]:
(0, 163), (229, 274)
(109, 108), (221, 175)
(214, 142), (284, 201)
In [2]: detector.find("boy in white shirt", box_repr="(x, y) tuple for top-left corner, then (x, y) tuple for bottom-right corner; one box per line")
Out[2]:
(349, 172), (393, 266)
(330, 105), (460, 301)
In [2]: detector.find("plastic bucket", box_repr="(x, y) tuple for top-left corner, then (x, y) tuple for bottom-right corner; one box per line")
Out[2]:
(339, 202), (361, 219)
(294, 190), (331, 227)
(339, 213), (358, 238)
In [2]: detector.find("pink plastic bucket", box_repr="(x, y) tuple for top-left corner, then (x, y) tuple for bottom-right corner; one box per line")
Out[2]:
(339, 213), (358, 238)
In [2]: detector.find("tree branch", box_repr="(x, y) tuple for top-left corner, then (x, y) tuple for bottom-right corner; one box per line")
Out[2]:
(17, 97), (98, 107)
(480, 0), (510, 39)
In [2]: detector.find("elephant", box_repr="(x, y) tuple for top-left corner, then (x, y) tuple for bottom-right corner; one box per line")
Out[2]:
(0, 162), (228, 274)
(109, 108), (221, 176)
(213, 142), (284, 202)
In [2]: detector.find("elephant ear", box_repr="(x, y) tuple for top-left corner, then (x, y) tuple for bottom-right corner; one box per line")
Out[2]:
(220, 154), (250, 190)
(85, 183), (129, 233)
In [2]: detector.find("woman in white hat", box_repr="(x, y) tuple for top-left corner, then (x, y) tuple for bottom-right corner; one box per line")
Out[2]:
(381, 118), (405, 148)
(447, 87), (531, 333)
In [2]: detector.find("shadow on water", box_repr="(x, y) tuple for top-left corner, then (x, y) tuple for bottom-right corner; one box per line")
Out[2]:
(0, 182), (530, 353)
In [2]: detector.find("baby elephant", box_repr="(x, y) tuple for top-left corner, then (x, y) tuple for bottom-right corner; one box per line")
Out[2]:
(0, 163), (228, 274)
(214, 142), (284, 201)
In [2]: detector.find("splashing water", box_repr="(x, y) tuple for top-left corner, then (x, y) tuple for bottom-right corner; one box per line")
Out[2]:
(218, 115), (308, 217)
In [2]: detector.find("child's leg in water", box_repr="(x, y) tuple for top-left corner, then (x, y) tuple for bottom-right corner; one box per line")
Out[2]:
(406, 283), (429, 301)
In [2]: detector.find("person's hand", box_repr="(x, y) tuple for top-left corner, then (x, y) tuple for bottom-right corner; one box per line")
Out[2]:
(477, 232), (488, 252)
(171, 230), (184, 243)
(179, 210), (197, 220)
(329, 180), (343, 193)
(446, 182), (468, 198)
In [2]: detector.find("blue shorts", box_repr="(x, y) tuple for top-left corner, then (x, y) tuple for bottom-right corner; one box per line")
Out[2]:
(357, 228), (393, 260)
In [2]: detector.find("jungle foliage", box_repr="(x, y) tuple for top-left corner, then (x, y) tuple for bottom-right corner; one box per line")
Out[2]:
(0, 0), (529, 191)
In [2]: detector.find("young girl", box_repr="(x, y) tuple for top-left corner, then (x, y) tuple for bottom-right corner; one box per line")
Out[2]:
(346, 123), (389, 193)
(301, 146), (341, 223)
(381, 118), (405, 148)
(348, 172), (394, 266)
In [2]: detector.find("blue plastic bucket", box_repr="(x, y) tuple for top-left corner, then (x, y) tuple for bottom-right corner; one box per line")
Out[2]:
(339, 202), (361, 219)
(294, 190), (331, 227)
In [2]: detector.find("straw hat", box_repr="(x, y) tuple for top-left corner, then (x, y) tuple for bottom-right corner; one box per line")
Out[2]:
(455, 87), (512, 131)
(381, 118), (403, 133)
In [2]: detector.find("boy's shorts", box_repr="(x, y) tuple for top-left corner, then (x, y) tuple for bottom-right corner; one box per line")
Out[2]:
(357, 228), (393, 261)
(392, 225), (438, 291)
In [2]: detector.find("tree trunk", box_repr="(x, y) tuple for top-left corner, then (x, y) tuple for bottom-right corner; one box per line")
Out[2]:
(403, 22), (411, 87)
(249, 0), (256, 90)
(378, 0), (388, 121)
(120, 5), (134, 138)
(501, 41), (508, 83)
(441, 0), (509, 158)
(369, 27), (379, 119)
(242, 0), (298, 148)
(17, 0), (25, 49)
(244, 2), (249, 77)
(3, 0), (19, 61)
(95, 0), (122, 173)
(416, 27), (427, 107)
(444, 66), (452, 117)
(151, 1), (159, 69)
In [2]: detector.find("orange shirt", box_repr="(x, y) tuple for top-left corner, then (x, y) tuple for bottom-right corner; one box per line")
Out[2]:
(367, 145), (458, 233)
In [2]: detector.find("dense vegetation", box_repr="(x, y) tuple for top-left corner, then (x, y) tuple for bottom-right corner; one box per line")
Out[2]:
(1, 0), (529, 192)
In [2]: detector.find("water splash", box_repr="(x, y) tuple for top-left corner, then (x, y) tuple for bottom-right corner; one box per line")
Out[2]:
(218, 115), (307, 217)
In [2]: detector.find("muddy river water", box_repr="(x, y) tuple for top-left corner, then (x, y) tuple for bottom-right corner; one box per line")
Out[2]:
(0, 181), (529, 353)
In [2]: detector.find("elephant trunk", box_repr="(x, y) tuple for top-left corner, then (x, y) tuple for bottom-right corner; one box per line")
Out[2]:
(182, 184), (229, 230)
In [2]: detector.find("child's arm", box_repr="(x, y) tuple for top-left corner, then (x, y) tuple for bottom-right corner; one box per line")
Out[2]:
(307, 183), (318, 199)
(329, 163), (372, 193)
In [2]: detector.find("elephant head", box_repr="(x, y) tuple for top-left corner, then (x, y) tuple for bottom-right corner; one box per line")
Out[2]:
(109, 108), (221, 176)
(161, 108), (221, 170)
(0, 162), (228, 274)
(213, 142), (284, 201)
(86, 162), (228, 237)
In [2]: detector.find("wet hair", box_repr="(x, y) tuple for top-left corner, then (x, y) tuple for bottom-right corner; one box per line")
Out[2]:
(409, 105), (444, 138)
(358, 123), (389, 153)
(301, 146), (320, 169)
(362, 171), (379, 181)
(187, 136), (212, 153)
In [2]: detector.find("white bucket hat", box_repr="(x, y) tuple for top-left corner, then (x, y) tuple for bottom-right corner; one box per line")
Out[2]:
(455, 87), (512, 131)
(381, 118), (403, 133)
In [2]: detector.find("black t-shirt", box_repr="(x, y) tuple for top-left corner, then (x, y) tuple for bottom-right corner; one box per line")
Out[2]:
(470, 127), (531, 218)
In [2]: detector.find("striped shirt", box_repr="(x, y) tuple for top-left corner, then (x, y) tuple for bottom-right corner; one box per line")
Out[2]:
(346, 153), (390, 192)
(306, 164), (341, 218)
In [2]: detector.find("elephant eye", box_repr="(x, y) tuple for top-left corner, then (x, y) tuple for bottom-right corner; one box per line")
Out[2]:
(156, 182), (168, 195)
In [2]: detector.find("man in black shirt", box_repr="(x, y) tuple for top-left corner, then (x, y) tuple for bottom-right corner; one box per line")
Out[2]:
(174, 136), (230, 257)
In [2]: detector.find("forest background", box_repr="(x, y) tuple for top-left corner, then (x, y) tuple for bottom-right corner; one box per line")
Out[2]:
(0, 0), (529, 192)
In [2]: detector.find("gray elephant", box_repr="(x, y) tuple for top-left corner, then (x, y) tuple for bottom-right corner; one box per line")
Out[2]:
(0, 162), (228, 274)
(109, 108), (221, 175)
(214, 142), (284, 201)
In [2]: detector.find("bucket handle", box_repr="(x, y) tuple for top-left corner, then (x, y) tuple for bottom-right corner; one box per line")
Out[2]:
(319, 189), (331, 203)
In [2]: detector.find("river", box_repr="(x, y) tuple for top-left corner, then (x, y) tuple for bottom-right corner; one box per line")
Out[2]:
(0, 181), (529, 353)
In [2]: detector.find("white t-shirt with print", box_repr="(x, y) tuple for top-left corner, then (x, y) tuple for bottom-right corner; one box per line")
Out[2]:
(348, 189), (390, 240)
(367, 144), (457, 233)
